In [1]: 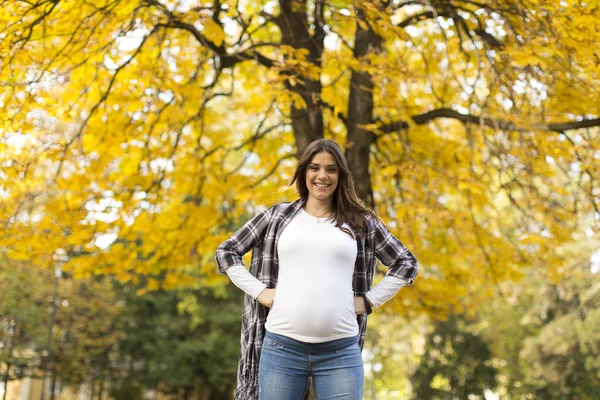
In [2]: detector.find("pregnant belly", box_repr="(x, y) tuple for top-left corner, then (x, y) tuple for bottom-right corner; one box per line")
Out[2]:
(268, 289), (356, 338)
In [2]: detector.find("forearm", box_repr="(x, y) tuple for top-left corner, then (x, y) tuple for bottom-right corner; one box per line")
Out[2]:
(225, 264), (267, 299)
(365, 276), (408, 309)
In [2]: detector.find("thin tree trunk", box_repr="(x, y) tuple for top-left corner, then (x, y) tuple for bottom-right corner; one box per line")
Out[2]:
(2, 320), (16, 400)
(345, 6), (383, 207)
(2, 363), (10, 400)
(98, 379), (104, 400)
(49, 368), (56, 400)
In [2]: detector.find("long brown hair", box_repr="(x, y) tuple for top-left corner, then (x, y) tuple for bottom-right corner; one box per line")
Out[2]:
(287, 139), (377, 237)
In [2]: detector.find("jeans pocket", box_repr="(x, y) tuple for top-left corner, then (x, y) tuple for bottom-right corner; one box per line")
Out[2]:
(264, 338), (285, 350)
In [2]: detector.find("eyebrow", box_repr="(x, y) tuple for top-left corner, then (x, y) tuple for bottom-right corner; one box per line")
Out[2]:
(309, 163), (337, 167)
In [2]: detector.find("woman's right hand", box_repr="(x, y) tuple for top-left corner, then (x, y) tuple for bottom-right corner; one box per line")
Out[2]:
(256, 288), (276, 308)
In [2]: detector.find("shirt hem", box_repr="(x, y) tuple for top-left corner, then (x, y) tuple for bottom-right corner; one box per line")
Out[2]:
(264, 327), (360, 344)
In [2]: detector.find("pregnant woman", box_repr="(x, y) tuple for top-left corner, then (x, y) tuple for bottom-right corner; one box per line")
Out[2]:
(216, 139), (418, 399)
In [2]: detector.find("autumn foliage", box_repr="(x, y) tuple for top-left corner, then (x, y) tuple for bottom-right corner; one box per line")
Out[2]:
(0, 0), (599, 320)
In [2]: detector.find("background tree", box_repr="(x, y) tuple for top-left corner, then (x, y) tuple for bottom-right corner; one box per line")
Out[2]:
(0, 256), (49, 396)
(1, 252), (243, 399)
(411, 316), (498, 399)
(518, 271), (600, 400)
(361, 311), (426, 398)
(112, 283), (242, 400)
(478, 239), (600, 400)
(0, 255), (122, 399)
(49, 272), (123, 398)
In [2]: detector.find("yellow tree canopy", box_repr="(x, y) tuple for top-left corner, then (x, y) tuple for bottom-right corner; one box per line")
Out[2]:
(1, 0), (599, 317)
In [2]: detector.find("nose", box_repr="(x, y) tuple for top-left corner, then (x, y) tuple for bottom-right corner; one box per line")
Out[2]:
(317, 169), (327, 179)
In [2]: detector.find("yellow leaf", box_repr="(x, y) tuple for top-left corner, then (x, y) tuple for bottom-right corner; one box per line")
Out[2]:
(380, 165), (397, 177)
(358, 19), (368, 31)
(203, 18), (226, 47)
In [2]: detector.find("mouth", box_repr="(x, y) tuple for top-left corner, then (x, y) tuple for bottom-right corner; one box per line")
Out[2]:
(313, 182), (330, 189)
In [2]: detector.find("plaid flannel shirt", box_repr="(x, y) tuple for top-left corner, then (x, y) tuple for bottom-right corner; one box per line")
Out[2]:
(215, 198), (418, 399)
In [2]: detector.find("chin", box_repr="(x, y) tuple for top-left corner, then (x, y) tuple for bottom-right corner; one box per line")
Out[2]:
(312, 192), (332, 201)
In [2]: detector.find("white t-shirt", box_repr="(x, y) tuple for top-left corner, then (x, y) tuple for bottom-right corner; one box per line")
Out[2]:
(264, 208), (359, 342)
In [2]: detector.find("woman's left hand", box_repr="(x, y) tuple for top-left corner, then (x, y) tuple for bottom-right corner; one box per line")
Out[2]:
(354, 296), (367, 315)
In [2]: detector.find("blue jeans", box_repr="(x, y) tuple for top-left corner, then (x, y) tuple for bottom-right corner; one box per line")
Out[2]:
(258, 331), (364, 400)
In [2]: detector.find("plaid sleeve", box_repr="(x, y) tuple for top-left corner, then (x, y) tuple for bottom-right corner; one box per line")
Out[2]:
(372, 218), (419, 284)
(215, 207), (274, 275)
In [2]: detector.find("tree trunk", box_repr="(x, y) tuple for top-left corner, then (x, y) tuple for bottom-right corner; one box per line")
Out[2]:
(277, 1), (380, 201)
(278, 0), (326, 155)
(345, 7), (383, 207)
(2, 320), (16, 400)
(97, 378), (104, 400)
(49, 369), (56, 400)
(2, 363), (10, 400)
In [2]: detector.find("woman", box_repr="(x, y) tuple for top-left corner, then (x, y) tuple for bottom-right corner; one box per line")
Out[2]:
(215, 139), (418, 399)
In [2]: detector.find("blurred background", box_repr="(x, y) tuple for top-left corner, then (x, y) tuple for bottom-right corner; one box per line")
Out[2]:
(1, 0), (599, 399)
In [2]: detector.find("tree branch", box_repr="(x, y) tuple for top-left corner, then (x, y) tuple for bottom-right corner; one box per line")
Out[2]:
(396, 6), (503, 49)
(157, 21), (220, 52)
(378, 108), (600, 134)
(220, 51), (275, 69)
(146, 0), (275, 70)
(155, 20), (274, 69)
(248, 153), (296, 188)
(397, 11), (448, 28)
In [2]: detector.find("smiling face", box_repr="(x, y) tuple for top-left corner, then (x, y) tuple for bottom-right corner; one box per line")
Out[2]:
(305, 151), (339, 204)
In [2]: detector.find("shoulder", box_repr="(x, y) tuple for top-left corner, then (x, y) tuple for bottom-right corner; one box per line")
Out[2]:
(362, 213), (396, 241)
(267, 200), (294, 215)
(270, 201), (294, 211)
(362, 212), (382, 230)
(257, 199), (301, 220)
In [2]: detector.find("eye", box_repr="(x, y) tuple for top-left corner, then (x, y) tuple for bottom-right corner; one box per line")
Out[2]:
(309, 165), (319, 171)
(327, 167), (337, 173)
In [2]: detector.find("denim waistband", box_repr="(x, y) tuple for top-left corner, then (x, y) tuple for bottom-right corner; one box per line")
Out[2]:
(264, 330), (359, 355)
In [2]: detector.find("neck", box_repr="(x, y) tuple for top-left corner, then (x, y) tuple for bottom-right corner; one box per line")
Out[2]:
(305, 197), (333, 215)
